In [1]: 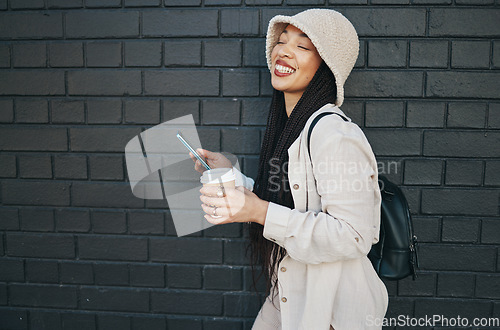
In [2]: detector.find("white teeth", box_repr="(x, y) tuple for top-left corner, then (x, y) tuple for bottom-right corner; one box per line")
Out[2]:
(275, 64), (295, 74)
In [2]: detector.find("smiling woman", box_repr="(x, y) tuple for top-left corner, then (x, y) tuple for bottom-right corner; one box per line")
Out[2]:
(192, 8), (388, 330)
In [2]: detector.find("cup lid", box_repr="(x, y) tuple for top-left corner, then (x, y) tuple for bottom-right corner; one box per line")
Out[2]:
(200, 168), (235, 184)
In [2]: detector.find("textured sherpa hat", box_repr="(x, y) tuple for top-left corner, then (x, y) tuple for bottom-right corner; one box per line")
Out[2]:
(266, 8), (359, 107)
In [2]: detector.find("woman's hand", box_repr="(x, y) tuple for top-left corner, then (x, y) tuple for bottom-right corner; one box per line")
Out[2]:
(200, 186), (269, 226)
(189, 148), (232, 174)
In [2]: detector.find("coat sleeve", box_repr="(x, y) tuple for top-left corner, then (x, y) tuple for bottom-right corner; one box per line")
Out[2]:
(233, 166), (255, 191)
(262, 120), (381, 264)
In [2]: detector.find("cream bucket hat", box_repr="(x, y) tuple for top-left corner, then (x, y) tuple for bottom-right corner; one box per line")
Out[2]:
(265, 8), (359, 107)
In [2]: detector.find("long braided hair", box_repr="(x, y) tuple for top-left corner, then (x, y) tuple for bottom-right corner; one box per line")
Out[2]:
(248, 61), (337, 305)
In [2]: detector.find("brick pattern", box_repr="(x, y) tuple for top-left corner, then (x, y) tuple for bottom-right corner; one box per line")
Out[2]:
(0, 1), (499, 329)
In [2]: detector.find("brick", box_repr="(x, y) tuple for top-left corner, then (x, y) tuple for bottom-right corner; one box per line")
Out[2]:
(442, 217), (479, 243)
(354, 40), (366, 68)
(0, 71), (64, 96)
(162, 99), (200, 124)
(94, 263), (129, 286)
(143, 10), (218, 37)
(91, 210), (127, 234)
(365, 101), (404, 127)
(243, 39), (266, 67)
(398, 272), (435, 296)
(60, 313), (96, 330)
(0, 208), (19, 230)
(132, 316), (167, 330)
(223, 70), (260, 96)
(341, 8), (426, 37)
(130, 264), (165, 287)
(409, 40), (448, 68)
(261, 9), (301, 36)
(0, 12), (63, 39)
(242, 99), (270, 126)
(221, 9), (260, 36)
(368, 40), (407, 68)
(124, 99), (160, 124)
(204, 319), (243, 330)
(437, 273), (474, 297)
(204, 266), (242, 290)
(72, 182), (143, 208)
(11, 283), (77, 308)
(68, 70), (141, 96)
(87, 99), (122, 124)
(221, 128), (260, 154)
(0, 99), (13, 122)
(18, 154), (51, 179)
(86, 42), (122, 67)
(86, 0), (121, 7)
(404, 159), (442, 185)
(55, 209), (90, 233)
(223, 240), (250, 265)
(3, 181), (70, 206)
(0, 283), (5, 304)
(412, 216), (440, 243)
(89, 155), (124, 181)
(345, 71), (423, 98)
(20, 208), (54, 232)
(418, 244), (496, 271)
(10, 0), (45, 8)
(70, 127), (140, 152)
(6, 233), (75, 258)
(98, 315), (131, 330)
(80, 287), (149, 312)
(152, 290), (222, 315)
(0, 259), (24, 281)
(164, 41), (201, 66)
(197, 127), (221, 152)
(445, 160), (483, 186)
(15, 99), (48, 123)
(341, 101), (364, 125)
(54, 155), (87, 180)
(51, 99), (85, 124)
(202, 99), (240, 125)
(247, 0), (283, 4)
(49, 42), (83, 67)
(150, 237), (222, 263)
(451, 41), (490, 69)
(287, 0), (325, 3)
(167, 265), (202, 289)
(205, 0), (242, 5)
(60, 261), (93, 284)
(243, 156), (259, 182)
(30, 310), (62, 330)
(421, 189), (499, 216)
(0, 310), (28, 329)
(48, 0), (83, 8)
(125, 41), (161, 67)
(482, 219), (500, 244)
(260, 70), (273, 96)
(0, 235), (3, 256)
(447, 102), (486, 128)
(363, 129), (421, 156)
(485, 161), (500, 186)
(406, 101), (445, 128)
(204, 40), (242, 67)
(26, 259), (59, 283)
(128, 210), (164, 235)
(125, 0), (160, 6)
(476, 274), (500, 299)
(224, 293), (261, 317)
(494, 41), (500, 69)
(66, 11), (139, 38)
(203, 222), (242, 238)
(78, 236), (147, 261)
(423, 131), (500, 157)
(12, 43), (46, 68)
(413, 0), (450, 3)
(429, 9), (500, 37)
(145, 70), (219, 96)
(489, 103), (500, 129)
(456, 0), (494, 3)
(165, 0), (201, 5)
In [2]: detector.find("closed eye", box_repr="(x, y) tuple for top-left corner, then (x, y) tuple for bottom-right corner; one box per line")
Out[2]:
(298, 45), (310, 50)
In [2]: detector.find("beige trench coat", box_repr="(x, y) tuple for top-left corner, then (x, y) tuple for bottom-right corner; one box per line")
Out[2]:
(235, 103), (389, 330)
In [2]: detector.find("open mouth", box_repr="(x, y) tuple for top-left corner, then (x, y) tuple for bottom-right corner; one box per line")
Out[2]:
(275, 64), (296, 74)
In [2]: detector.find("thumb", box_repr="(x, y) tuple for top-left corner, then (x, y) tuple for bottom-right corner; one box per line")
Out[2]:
(197, 148), (215, 159)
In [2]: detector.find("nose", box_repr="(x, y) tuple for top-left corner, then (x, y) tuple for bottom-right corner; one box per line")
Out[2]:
(277, 43), (293, 58)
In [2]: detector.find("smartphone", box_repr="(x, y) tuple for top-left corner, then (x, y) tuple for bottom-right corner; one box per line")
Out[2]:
(176, 132), (211, 171)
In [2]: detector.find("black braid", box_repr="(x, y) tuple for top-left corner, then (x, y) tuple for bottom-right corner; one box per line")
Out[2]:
(247, 61), (337, 306)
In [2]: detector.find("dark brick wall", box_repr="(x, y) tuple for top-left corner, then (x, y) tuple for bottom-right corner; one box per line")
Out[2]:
(0, 0), (499, 329)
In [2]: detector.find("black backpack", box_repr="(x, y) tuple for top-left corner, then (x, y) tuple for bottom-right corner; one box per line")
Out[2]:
(307, 112), (419, 281)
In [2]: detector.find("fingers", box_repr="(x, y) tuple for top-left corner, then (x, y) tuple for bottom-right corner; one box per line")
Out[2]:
(200, 194), (227, 208)
(201, 203), (229, 219)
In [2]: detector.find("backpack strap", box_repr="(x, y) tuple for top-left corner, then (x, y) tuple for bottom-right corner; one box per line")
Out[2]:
(307, 111), (349, 162)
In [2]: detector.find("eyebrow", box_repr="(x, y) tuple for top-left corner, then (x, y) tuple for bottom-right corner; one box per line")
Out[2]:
(282, 30), (308, 38)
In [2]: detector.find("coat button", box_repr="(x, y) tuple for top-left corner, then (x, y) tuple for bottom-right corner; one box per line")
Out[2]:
(355, 237), (359, 242)
(293, 184), (299, 190)
(281, 297), (287, 303)
(280, 267), (287, 272)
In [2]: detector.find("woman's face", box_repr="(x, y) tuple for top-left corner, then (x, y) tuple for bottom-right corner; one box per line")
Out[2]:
(270, 25), (323, 97)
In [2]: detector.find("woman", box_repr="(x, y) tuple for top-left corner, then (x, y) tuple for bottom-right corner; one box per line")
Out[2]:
(191, 9), (388, 330)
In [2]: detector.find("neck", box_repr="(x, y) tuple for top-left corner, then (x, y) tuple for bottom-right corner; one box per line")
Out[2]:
(284, 92), (303, 117)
